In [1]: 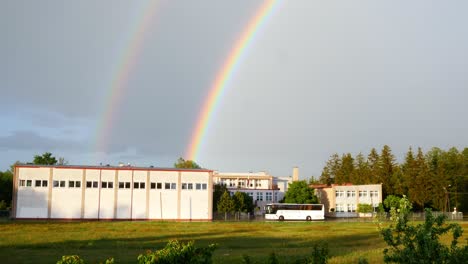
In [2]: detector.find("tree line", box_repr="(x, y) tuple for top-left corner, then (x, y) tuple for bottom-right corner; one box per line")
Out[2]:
(318, 145), (468, 212)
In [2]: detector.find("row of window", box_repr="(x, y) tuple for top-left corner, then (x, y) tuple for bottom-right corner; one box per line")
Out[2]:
(232, 191), (278, 202)
(220, 179), (263, 188)
(336, 190), (379, 198)
(19, 179), (207, 191)
(335, 203), (379, 212)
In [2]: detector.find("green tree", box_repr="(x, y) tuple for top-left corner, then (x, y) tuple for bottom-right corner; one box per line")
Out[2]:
(335, 153), (354, 184)
(33, 152), (57, 165)
(378, 145), (396, 198)
(174, 157), (201, 169)
(408, 148), (434, 210)
(353, 153), (371, 184)
(357, 203), (373, 213)
(380, 196), (468, 263)
(319, 153), (340, 185)
(283, 181), (318, 204)
(217, 191), (235, 220)
(0, 170), (13, 208)
(383, 195), (402, 211)
(367, 148), (380, 184)
(212, 184), (228, 212)
(232, 191), (254, 213)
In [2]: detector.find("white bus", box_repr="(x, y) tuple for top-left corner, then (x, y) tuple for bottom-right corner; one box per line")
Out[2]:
(264, 203), (325, 221)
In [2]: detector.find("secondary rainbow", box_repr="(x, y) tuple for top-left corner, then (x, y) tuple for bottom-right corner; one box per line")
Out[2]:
(186, 0), (280, 161)
(95, 0), (161, 155)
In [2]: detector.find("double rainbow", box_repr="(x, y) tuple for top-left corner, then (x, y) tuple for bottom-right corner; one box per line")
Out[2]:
(186, 0), (280, 161)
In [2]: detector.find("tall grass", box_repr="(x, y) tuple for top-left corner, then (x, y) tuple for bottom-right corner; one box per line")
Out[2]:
(0, 220), (466, 263)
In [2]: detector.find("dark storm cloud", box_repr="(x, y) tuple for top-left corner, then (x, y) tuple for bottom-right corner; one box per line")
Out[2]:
(0, 130), (84, 151)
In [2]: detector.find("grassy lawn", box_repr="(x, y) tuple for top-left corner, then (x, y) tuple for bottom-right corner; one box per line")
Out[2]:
(0, 220), (466, 263)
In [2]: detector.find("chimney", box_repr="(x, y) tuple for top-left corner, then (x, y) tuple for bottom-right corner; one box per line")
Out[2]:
(292, 167), (299, 182)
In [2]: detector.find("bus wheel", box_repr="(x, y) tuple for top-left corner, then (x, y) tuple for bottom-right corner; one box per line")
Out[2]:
(306, 216), (312, 221)
(279, 216), (284, 221)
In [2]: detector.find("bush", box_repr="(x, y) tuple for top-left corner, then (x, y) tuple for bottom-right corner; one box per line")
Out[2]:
(56, 256), (113, 264)
(305, 242), (329, 264)
(137, 240), (217, 264)
(380, 196), (468, 263)
(357, 204), (372, 214)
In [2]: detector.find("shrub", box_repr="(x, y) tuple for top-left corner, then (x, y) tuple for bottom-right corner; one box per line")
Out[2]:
(305, 242), (329, 264)
(137, 240), (217, 264)
(56, 255), (85, 264)
(357, 204), (372, 214)
(380, 196), (468, 263)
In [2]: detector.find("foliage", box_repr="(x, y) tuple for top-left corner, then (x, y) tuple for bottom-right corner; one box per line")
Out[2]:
(383, 195), (402, 211)
(0, 170), (13, 207)
(137, 240), (217, 264)
(266, 252), (279, 264)
(217, 191), (235, 214)
(56, 255), (85, 264)
(357, 257), (369, 264)
(56, 255), (114, 264)
(0, 200), (7, 210)
(357, 203), (373, 213)
(283, 181), (318, 204)
(379, 196), (468, 263)
(33, 152), (58, 165)
(304, 242), (329, 264)
(232, 191), (254, 213)
(174, 157), (201, 169)
(213, 184), (228, 212)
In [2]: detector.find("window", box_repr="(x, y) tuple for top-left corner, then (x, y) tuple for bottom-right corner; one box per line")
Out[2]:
(102, 182), (108, 188)
(182, 183), (187, 190)
(256, 192), (263, 201)
(108, 182), (113, 188)
(336, 204), (344, 212)
(157, 182), (162, 189)
(53, 180), (59, 188)
(119, 182), (130, 189)
(359, 191), (367, 197)
(274, 192), (278, 202)
(196, 183), (201, 190)
(202, 183), (207, 190)
(60, 181), (66, 187)
(35, 180), (41, 187)
(165, 183), (170, 189)
(26, 180), (32, 187)
(171, 183), (176, 189)
(370, 191), (378, 197)
(134, 182), (139, 189)
(125, 182), (130, 189)
(347, 191), (355, 197)
(139, 182), (145, 189)
(42, 180), (48, 187)
(335, 190), (344, 198)
(151, 182), (156, 189)
(119, 182), (125, 189)
(87, 181), (92, 188)
(69, 181), (81, 188)
(188, 183), (193, 190)
(266, 192), (272, 201)
(19, 180), (25, 187)
(347, 204), (356, 212)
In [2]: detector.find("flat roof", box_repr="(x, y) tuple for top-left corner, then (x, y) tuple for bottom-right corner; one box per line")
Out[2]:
(15, 164), (213, 173)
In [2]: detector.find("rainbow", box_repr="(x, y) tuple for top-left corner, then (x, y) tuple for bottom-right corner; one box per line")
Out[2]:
(95, 0), (161, 155)
(186, 0), (280, 161)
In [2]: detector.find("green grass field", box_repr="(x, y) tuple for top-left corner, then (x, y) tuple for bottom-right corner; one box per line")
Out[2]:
(0, 220), (466, 263)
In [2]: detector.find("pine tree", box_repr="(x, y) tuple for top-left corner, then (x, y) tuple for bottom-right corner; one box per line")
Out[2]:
(368, 148), (380, 184)
(401, 147), (417, 198)
(336, 153), (354, 184)
(409, 148), (433, 210)
(353, 153), (370, 184)
(378, 145), (396, 198)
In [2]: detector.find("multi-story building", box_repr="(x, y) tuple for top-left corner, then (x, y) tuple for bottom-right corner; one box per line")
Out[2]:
(311, 183), (382, 217)
(12, 164), (213, 220)
(213, 170), (294, 212)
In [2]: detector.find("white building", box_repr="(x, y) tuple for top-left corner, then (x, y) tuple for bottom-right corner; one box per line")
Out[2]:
(213, 170), (294, 211)
(311, 183), (383, 217)
(12, 164), (213, 220)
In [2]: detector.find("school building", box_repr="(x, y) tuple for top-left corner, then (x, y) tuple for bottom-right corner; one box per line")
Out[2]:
(12, 164), (213, 220)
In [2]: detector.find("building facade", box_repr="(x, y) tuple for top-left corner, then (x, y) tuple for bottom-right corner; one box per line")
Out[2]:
(312, 183), (382, 217)
(12, 164), (213, 220)
(213, 171), (293, 212)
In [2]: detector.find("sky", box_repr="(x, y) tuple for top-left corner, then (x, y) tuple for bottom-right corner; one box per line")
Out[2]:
(1, 0), (467, 179)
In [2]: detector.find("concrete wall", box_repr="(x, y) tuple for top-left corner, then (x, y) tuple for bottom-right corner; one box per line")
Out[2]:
(13, 165), (213, 220)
